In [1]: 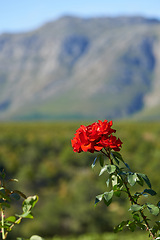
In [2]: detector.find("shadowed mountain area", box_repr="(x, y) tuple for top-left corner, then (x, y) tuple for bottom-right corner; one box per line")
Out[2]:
(0, 15), (160, 121)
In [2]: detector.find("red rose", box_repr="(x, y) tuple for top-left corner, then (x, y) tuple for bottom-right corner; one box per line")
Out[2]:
(71, 120), (122, 153)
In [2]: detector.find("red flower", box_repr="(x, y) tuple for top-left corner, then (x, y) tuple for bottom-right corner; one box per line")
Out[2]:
(71, 120), (122, 153)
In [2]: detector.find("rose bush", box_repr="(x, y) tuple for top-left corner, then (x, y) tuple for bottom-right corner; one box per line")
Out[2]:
(72, 120), (160, 239)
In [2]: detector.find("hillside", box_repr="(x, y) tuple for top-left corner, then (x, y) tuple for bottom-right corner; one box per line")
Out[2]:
(0, 16), (160, 120)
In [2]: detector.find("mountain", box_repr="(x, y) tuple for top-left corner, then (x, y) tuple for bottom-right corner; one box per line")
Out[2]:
(0, 15), (160, 121)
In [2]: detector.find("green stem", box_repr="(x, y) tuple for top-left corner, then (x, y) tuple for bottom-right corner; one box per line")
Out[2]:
(1, 207), (5, 239)
(101, 150), (156, 239)
(4, 216), (23, 239)
(120, 169), (155, 239)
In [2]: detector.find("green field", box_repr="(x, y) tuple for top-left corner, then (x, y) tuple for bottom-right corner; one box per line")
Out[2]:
(46, 231), (148, 240)
(0, 121), (159, 239)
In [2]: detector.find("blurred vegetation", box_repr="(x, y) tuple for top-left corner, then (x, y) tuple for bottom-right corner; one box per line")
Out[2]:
(46, 231), (149, 240)
(0, 121), (159, 239)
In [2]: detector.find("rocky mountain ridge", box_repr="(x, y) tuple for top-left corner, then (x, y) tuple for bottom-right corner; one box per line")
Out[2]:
(0, 16), (160, 120)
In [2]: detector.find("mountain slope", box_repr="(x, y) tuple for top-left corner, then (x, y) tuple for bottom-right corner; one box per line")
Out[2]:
(0, 16), (160, 120)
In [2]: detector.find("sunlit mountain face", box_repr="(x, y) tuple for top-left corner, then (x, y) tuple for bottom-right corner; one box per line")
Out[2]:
(0, 16), (160, 121)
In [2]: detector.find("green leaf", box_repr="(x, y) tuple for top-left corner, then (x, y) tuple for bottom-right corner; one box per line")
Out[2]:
(1, 202), (10, 208)
(129, 204), (142, 212)
(13, 190), (27, 199)
(114, 220), (129, 233)
(137, 173), (151, 188)
(136, 222), (146, 230)
(0, 188), (10, 201)
(112, 152), (124, 162)
(0, 170), (6, 179)
(146, 203), (159, 216)
(104, 190), (113, 202)
(95, 194), (103, 206)
(124, 163), (131, 170)
(99, 165), (108, 176)
(137, 175), (144, 186)
(127, 173), (137, 186)
(91, 157), (97, 169)
(30, 235), (44, 240)
(106, 165), (116, 174)
(155, 221), (160, 227)
(106, 179), (110, 187)
(103, 198), (112, 206)
(22, 195), (39, 213)
(98, 155), (104, 167)
(111, 175), (118, 186)
(114, 190), (121, 197)
(5, 216), (16, 223)
(132, 213), (140, 222)
(143, 189), (157, 196)
(128, 221), (136, 232)
(99, 165), (116, 176)
(113, 184), (122, 197)
(10, 193), (21, 201)
(9, 179), (18, 182)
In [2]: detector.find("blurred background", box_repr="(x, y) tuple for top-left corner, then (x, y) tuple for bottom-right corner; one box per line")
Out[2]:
(0, 0), (160, 239)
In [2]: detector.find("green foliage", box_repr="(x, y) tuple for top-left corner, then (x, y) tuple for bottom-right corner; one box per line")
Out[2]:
(0, 169), (38, 239)
(0, 122), (159, 239)
(90, 129), (160, 239)
(45, 231), (150, 240)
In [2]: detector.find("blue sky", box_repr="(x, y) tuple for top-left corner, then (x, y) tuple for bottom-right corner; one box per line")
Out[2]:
(1, 0), (160, 34)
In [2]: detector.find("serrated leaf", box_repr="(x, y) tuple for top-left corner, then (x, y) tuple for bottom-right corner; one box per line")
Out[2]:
(104, 190), (113, 202)
(143, 189), (157, 196)
(99, 165), (116, 176)
(112, 152), (124, 162)
(127, 173), (137, 186)
(129, 204), (142, 212)
(99, 165), (108, 176)
(137, 173), (151, 188)
(95, 194), (103, 206)
(146, 203), (159, 216)
(22, 195), (38, 213)
(106, 165), (116, 174)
